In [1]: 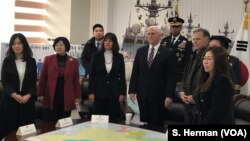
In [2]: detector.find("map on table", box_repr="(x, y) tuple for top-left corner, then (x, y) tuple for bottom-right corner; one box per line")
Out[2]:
(25, 121), (167, 141)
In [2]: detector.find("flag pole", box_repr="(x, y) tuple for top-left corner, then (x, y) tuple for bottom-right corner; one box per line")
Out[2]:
(245, 0), (250, 97)
(243, 0), (249, 29)
(244, 0), (249, 12)
(175, 0), (179, 17)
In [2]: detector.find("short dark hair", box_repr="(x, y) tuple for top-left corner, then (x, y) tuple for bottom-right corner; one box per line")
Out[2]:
(193, 28), (210, 38)
(210, 35), (231, 49)
(53, 37), (71, 52)
(6, 33), (33, 60)
(93, 24), (104, 32)
(100, 32), (119, 53)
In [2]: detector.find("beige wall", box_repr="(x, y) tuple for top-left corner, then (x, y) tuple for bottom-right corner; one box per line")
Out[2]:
(70, 0), (90, 44)
(45, 0), (71, 41)
(46, 0), (90, 44)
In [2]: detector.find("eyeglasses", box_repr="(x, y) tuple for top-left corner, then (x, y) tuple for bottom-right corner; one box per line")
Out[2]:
(202, 57), (214, 62)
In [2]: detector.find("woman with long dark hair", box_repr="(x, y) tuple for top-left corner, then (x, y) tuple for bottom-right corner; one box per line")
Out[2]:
(0, 33), (37, 139)
(196, 47), (235, 124)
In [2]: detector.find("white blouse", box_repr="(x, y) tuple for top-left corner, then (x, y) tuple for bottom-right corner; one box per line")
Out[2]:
(15, 59), (26, 91)
(104, 50), (113, 73)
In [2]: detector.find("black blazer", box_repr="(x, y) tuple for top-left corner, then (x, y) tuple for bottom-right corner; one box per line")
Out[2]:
(1, 56), (37, 97)
(197, 75), (235, 124)
(81, 37), (98, 76)
(129, 45), (176, 102)
(228, 55), (241, 93)
(88, 51), (126, 99)
(0, 57), (37, 139)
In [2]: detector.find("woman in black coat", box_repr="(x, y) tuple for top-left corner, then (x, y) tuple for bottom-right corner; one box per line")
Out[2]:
(196, 47), (235, 124)
(0, 33), (37, 139)
(88, 33), (126, 121)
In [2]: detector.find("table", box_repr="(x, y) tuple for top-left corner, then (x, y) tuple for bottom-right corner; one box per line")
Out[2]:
(4, 119), (85, 141)
(4, 119), (166, 141)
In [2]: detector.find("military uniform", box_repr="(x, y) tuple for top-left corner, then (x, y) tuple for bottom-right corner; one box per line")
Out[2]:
(228, 55), (241, 93)
(161, 36), (192, 82)
(161, 17), (192, 82)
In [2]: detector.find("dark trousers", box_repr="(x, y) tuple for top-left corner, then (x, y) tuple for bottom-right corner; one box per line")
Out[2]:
(138, 97), (165, 127)
(43, 78), (71, 122)
(0, 97), (35, 140)
(94, 97), (121, 121)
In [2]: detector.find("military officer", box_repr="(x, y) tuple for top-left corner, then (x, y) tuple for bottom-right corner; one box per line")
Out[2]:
(161, 17), (192, 85)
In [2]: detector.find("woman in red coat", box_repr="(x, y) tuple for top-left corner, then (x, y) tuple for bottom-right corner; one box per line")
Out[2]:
(37, 37), (81, 122)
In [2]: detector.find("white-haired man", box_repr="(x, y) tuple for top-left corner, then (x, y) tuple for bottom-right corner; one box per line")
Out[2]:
(129, 26), (176, 127)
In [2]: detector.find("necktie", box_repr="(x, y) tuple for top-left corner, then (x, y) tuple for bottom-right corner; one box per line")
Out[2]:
(148, 47), (155, 67)
(171, 37), (175, 46)
(96, 42), (100, 50)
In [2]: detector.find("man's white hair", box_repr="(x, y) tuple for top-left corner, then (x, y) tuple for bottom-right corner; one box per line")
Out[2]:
(147, 26), (161, 34)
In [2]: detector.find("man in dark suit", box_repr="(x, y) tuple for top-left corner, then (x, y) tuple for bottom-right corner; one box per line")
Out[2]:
(209, 35), (241, 94)
(81, 23), (104, 78)
(161, 17), (192, 84)
(176, 28), (210, 124)
(129, 26), (176, 127)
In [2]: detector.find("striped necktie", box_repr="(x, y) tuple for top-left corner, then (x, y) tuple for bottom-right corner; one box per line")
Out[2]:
(148, 47), (155, 67)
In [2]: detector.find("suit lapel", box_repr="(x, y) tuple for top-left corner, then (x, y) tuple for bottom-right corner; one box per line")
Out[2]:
(64, 56), (73, 78)
(193, 48), (206, 73)
(109, 53), (117, 74)
(50, 55), (59, 76)
(100, 52), (109, 74)
(10, 59), (19, 78)
(23, 59), (30, 80)
(166, 37), (171, 47)
(143, 46), (150, 69)
(174, 39), (180, 46)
